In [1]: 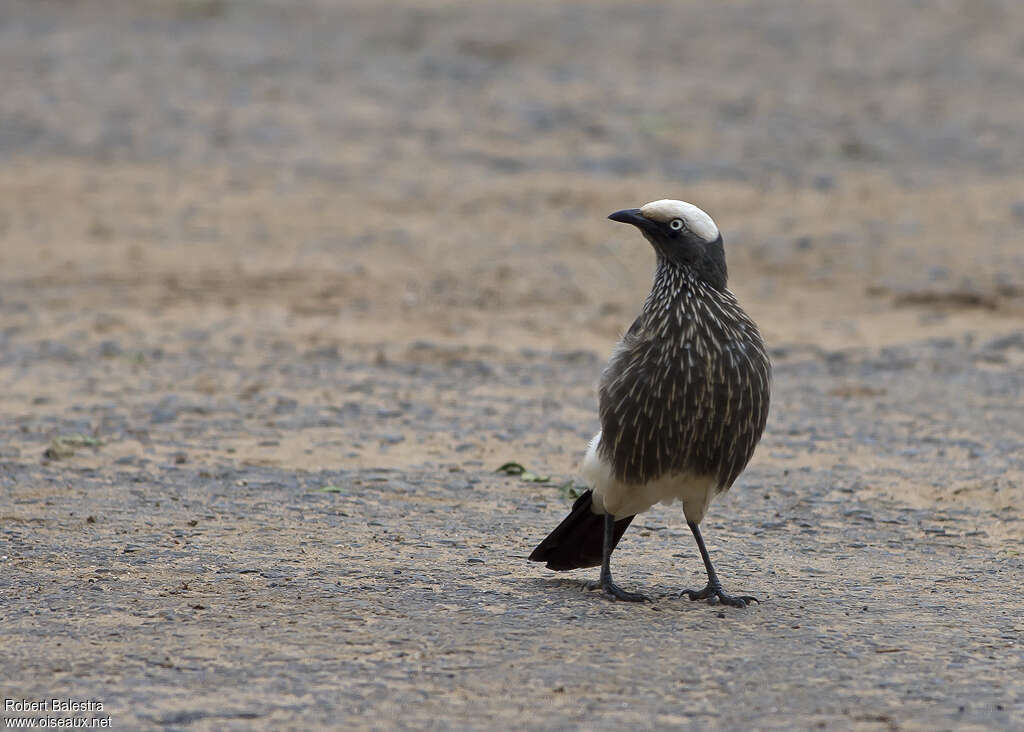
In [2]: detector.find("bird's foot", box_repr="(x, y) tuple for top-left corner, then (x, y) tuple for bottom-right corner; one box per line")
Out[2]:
(680, 583), (759, 608)
(584, 578), (651, 603)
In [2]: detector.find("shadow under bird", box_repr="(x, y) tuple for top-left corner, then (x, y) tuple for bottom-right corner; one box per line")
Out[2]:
(529, 200), (771, 606)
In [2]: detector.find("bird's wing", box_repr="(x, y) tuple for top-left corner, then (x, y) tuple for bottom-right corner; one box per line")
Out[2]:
(597, 314), (667, 484)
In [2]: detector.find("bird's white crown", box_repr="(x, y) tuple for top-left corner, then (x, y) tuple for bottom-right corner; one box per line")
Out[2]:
(639, 200), (720, 242)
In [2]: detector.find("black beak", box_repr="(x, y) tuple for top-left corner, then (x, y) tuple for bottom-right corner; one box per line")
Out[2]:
(608, 208), (658, 235)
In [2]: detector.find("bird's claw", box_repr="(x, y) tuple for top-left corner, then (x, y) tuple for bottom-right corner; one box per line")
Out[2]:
(585, 579), (651, 603)
(680, 583), (759, 608)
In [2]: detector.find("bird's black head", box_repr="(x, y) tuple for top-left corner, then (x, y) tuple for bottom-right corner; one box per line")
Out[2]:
(608, 199), (727, 290)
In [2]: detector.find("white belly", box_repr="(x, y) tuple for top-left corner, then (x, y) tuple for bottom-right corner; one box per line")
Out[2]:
(581, 431), (720, 523)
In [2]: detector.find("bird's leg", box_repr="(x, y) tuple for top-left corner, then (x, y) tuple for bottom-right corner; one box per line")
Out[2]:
(680, 521), (759, 608)
(584, 513), (650, 602)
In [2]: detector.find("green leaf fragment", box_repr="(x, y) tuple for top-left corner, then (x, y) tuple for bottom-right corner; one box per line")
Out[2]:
(495, 462), (551, 483)
(558, 481), (586, 500)
(60, 434), (102, 447)
(43, 434), (103, 460)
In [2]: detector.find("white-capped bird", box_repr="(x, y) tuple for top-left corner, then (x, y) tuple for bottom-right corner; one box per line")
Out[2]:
(529, 200), (771, 606)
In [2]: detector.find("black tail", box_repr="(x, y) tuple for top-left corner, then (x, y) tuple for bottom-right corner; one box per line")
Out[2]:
(528, 489), (635, 571)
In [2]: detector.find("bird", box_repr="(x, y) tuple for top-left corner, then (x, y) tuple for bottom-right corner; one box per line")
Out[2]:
(529, 199), (771, 607)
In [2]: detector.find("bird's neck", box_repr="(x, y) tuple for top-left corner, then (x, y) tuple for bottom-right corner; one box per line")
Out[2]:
(643, 257), (759, 349)
(650, 239), (728, 292)
(646, 258), (714, 312)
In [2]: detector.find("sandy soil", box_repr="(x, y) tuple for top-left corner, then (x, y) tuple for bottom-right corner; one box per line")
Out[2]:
(2, 0), (1023, 729)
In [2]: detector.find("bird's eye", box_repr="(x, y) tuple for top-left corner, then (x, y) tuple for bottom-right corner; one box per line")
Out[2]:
(669, 219), (684, 231)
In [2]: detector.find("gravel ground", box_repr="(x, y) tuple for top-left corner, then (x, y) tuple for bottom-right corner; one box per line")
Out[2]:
(2, 1), (1023, 729)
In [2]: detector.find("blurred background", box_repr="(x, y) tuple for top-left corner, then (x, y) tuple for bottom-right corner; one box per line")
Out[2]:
(1, 0), (1022, 470)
